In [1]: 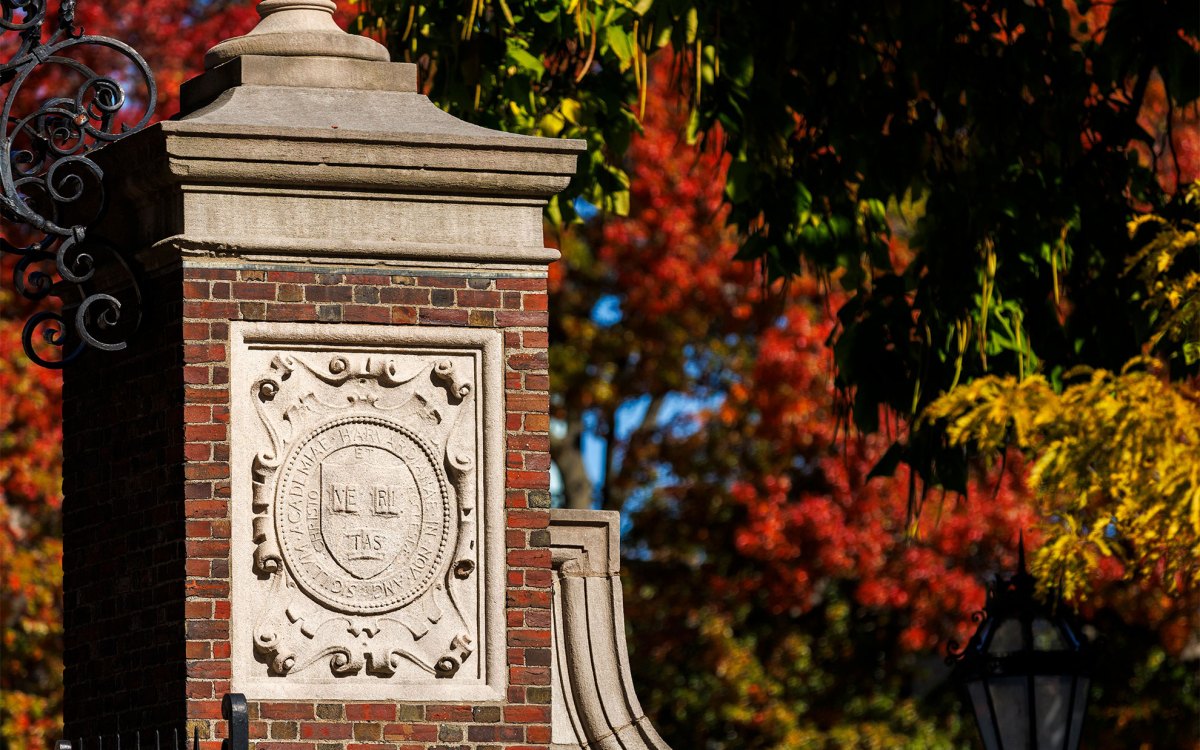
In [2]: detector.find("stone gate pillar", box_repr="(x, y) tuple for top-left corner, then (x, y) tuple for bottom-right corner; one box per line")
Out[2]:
(62, 2), (583, 747)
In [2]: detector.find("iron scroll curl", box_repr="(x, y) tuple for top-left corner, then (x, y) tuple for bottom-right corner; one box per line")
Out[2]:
(1, 0), (154, 367)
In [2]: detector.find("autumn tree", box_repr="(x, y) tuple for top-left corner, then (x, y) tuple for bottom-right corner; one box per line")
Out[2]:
(544, 71), (1198, 748)
(359, 0), (1198, 409)
(0, 285), (65, 750)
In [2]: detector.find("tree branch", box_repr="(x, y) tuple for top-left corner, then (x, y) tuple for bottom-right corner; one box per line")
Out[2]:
(550, 412), (594, 510)
(603, 395), (666, 514)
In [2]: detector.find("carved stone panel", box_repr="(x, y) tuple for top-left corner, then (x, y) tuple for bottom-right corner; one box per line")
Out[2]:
(229, 322), (505, 701)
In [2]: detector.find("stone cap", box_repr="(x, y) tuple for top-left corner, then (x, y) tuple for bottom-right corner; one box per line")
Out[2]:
(172, 0), (586, 176)
(179, 54), (417, 114)
(94, 0), (586, 269)
(162, 83), (585, 196)
(182, 0), (411, 111)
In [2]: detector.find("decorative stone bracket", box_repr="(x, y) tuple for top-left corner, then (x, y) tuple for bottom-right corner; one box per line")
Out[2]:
(548, 509), (672, 750)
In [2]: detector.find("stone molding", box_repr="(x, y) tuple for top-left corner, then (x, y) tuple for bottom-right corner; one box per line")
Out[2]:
(229, 322), (506, 702)
(180, 56), (418, 113)
(92, 84), (582, 269)
(157, 236), (560, 272)
(164, 94), (582, 193)
(548, 510), (672, 750)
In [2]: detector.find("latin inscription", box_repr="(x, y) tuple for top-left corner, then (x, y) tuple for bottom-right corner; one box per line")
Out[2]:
(275, 416), (452, 614)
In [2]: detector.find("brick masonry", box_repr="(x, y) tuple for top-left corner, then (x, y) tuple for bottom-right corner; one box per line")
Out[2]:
(63, 262), (554, 750)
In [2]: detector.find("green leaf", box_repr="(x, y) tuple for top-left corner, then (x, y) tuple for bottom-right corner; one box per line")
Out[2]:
(605, 189), (630, 216)
(560, 98), (582, 124)
(621, 0), (654, 16)
(546, 194), (564, 226)
(685, 106), (701, 145)
(506, 38), (545, 79)
(605, 25), (636, 72)
(795, 183), (813, 215)
(724, 159), (754, 204)
(1184, 342), (1200, 366)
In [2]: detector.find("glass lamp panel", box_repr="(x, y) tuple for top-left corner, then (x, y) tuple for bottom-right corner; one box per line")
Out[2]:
(1066, 677), (1090, 750)
(1032, 617), (1067, 651)
(967, 681), (1002, 750)
(989, 676), (1032, 750)
(1034, 675), (1072, 748)
(988, 618), (1026, 655)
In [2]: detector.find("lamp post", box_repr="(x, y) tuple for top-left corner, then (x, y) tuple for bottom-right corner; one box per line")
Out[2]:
(950, 540), (1093, 750)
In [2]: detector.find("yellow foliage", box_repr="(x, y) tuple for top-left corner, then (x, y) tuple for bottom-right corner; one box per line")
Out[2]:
(922, 184), (1200, 600)
(923, 360), (1200, 599)
(1126, 182), (1200, 355)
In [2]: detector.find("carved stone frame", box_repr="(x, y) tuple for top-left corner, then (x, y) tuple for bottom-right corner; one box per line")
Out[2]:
(229, 321), (506, 702)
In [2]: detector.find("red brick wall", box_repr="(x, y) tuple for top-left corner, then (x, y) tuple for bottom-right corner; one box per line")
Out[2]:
(63, 266), (188, 737)
(65, 262), (554, 750)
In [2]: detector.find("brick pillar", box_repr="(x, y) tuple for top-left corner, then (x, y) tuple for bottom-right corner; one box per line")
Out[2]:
(62, 3), (583, 748)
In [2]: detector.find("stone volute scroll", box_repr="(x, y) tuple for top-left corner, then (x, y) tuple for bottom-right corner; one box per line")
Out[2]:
(548, 510), (674, 750)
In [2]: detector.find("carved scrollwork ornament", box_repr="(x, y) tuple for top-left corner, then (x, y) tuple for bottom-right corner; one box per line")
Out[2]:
(1, 0), (154, 367)
(247, 351), (483, 682)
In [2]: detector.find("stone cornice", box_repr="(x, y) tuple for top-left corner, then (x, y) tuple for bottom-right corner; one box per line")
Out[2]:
(92, 85), (583, 268)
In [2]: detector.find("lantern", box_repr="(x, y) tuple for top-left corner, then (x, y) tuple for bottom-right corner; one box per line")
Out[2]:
(950, 540), (1092, 750)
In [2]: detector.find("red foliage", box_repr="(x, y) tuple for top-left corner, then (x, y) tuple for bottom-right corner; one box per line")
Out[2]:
(604, 60), (1194, 746)
(717, 304), (1039, 652)
(0, 290), (64, 750)
(601, 64), (1039, 656)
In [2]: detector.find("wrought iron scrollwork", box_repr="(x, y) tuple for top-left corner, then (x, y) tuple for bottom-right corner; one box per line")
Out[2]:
(1, 0), (153, 367)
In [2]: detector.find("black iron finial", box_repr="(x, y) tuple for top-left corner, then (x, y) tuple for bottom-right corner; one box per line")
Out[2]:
(222, 694), (249, 750)
(1018, 530), (1026, 574)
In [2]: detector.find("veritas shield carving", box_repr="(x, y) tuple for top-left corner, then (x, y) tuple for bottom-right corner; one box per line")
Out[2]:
(319, 451), (420, 580)
(244, 350), (482, 683)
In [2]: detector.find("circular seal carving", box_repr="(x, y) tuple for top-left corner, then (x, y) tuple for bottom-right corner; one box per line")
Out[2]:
(274, 414), (452, 614)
